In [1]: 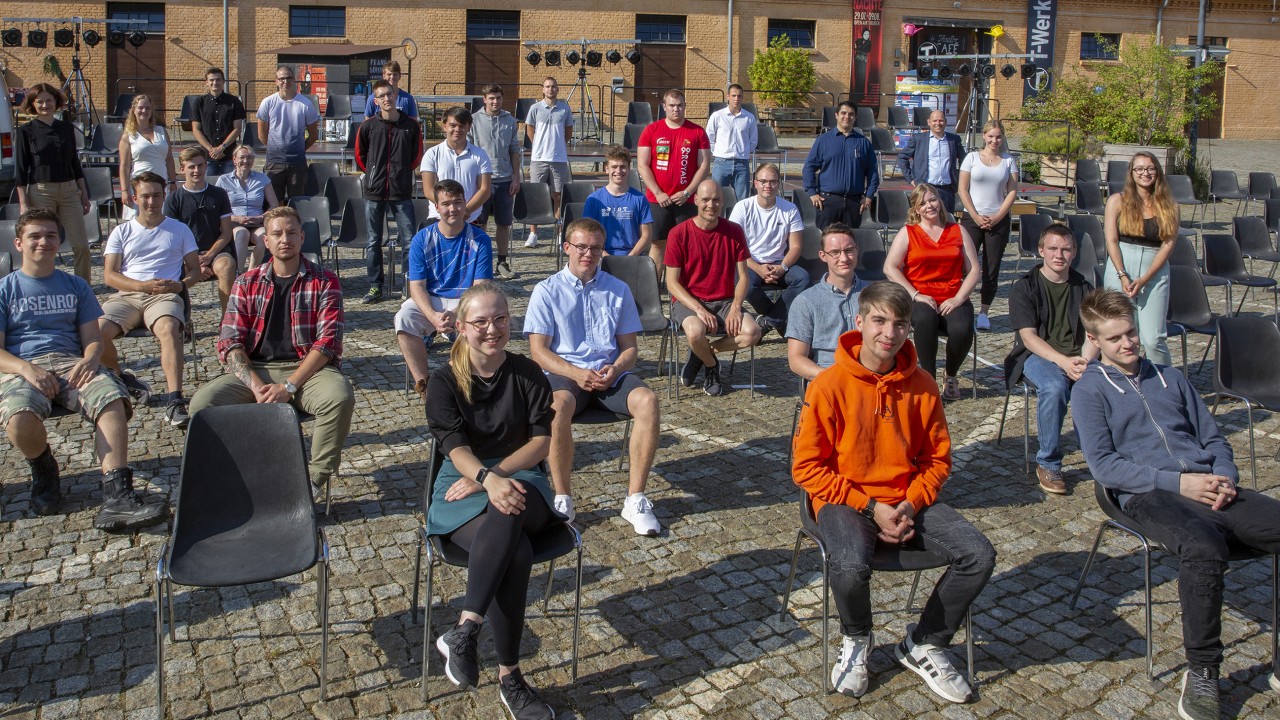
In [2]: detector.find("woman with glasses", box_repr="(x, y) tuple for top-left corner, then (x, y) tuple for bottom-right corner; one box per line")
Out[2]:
(425, 282), (561, 720)
(1101, 151), (1179, 366)
(215, 145), (279, 270)
(118, 94), (176, 222)
(957, 119), (1018, 331)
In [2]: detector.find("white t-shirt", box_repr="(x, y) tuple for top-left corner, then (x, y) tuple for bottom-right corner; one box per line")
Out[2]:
(525, 100), (574, 163)
(960, 151), (1017, 215)
(104, 217), (199, 283)
(729, 196), (804, 264)
(419, 141), (493, 222)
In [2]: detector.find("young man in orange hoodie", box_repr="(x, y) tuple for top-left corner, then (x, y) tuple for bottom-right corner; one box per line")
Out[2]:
(792, 280), (995, 704)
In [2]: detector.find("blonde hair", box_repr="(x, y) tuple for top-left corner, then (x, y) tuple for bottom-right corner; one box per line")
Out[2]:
(981, 119), (1008, 154)
(123, 94), (164, 137)
(1118, 151), (1179, 243)
(906, 183), (955, 226)
(449, 282), (507, 403)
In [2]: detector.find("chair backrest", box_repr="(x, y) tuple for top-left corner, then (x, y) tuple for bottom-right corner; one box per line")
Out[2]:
(288, 197), (332, 244)
(869, 127), (895, 154)
(1266, 199), (1280, 234)
(177, 94), (203, 127)
(0, 220), (16, 255)
(109, 93), (138, 120)
(1074, 158), (1102, 184)
(324, 176), (363, 219)
(1215, 315), (1280, 401)
(325, 93), (353, 119)
(241, 122), (267, 151)
(1167, 233), (1199, 268)
(855, 106), (876, 131)
(82, 206), (102, 246)
(1018, 212), (1054, 255)
(1066, 213), (1105, 258)
(627, 168), (643, 193)
(336, 197), (369, 244)
(88, 122), (124, 154)
(1209, 169), (1241, 197)
(1166, 174), (1198, 204)
(876, 189), (910, 226)
(514, 182), (556, 224)
(1234, 215), (1274, 255)
(742, 102), (758, 117)
(1202, 233), (1246, 276)
(791, 189), (817, 227)
(1074, 181), (1106, 215)
(799, 224), (822, 259)
(600, 254), (668, 334)
(560, 181), (596, 207)
(169, 404), (317, 586)
(305, 161), (341, 198)
(83, 166), (117, 205)
(0, 203), (18, 220)
(559, 202), (586, 243)
(344, 121), (359, 150)
(0, 249), (11, 279)
(852, 227), (886, 280)
(1167, 264), (1213, 328)
(1106, 159), (1129, 183)
(708, 101), (727, 116)
(1071, 231), (1098, 276)
(821, 105), (837, 130)
(516, 98), (539, 123)
(301, 218), (323, 263)
(755, 124), (781, 153)
(886, 106), (910, 128)
(1248, 172), (1278, 199)
(622, 123), (646, 151)
(626, 101), (654, 126)
(719, 185), (738, 218)
(910, 107), (932, 129)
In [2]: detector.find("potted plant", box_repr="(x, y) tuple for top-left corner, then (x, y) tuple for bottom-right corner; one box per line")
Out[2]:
(747, 34), (817, 130)
(1018, 124), (1097, 187)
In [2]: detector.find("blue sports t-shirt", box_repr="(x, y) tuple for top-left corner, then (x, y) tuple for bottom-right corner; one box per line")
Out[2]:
(0, 269), (101, 359)
(584, 187), (653, 255)
(407, 223), (493, 298)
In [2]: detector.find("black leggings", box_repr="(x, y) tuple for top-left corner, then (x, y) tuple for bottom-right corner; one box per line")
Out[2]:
(911, 299), (975, 379)
(447, 485), (554, 666)
(962, 214), (1012, 307)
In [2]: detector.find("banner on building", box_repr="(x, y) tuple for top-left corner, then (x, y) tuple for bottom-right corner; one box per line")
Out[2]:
(1023, 0), (1058, 101)
(851, 0), (884, 109)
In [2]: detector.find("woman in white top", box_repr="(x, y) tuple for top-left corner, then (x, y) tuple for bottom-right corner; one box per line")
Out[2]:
(957, 119), (1018, 330)
(214, 145), (278, 270)
(118, 95), (176, 220)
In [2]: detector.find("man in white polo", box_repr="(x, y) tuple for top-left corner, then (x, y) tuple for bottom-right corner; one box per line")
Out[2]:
(729, 163), (807, 336)
(524, 77), (574, 248)
(419, 107), (492, 226)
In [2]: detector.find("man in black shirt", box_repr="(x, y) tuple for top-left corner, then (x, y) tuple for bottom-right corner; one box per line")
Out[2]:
(191, 67), (247, 176)
(164, 147), (236, 313)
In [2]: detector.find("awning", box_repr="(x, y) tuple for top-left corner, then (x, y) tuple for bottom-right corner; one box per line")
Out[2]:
(902, 18), (996, 30)
(261, 43), (399, 56)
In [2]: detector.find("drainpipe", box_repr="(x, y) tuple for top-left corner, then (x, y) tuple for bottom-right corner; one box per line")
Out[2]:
(223, 0), (229, 79)
(1155, 0), (1170, 43)
(727, 0), (734, 87)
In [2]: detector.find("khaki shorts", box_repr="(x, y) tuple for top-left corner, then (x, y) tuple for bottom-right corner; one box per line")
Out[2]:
(0, 353), (132, 425)
(101, 291), (185, 334)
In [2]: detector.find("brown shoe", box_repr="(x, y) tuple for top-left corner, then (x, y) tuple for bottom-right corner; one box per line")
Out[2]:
(1036, 466), (1068, 495)
(414, 378), (428, 404)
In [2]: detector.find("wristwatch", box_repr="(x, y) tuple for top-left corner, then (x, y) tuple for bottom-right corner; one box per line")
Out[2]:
(860, 497), (878, 520)
(283, 380), (298, 397)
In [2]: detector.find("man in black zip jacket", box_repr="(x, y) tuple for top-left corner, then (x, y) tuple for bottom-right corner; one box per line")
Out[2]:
(355, 79), (423, 304)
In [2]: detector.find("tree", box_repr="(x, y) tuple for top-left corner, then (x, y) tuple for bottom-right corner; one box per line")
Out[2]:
(747, 35), (816, 108)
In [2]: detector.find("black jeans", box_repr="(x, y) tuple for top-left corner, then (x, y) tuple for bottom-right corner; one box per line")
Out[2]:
(818, 502), (995, 645)
(911, 299), (974, 378)
(1121, 488), (1280, 669)
(448, 486), (555, 666)
(961, 214), (1012, 307)
(815, 193), (863, 230)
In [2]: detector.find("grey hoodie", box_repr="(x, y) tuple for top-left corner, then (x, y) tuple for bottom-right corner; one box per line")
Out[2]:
(1070, 359), (1237, 506)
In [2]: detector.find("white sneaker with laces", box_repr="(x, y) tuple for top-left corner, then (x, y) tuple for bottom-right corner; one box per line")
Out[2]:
(524, 230), (539, 248)
(553, 494), (575, 523)
(975, 312), (991, 331)
(895, 623), (972, 703)
(831, 632), (872, 697)
(621, 493), (661, 536)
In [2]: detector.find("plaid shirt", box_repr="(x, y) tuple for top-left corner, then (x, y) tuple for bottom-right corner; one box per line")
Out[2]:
(217, 257), (344, 367)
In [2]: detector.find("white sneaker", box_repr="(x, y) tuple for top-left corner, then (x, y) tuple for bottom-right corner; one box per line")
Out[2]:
(524, 230), (539, 248)
(895, 623), (971, 703)
(1269, 670), (1280, 694)
(621, 493), (661, 536)
(975, 312), (991, 331)
(831, 632), (872, 697)
(553, 494), (575, 523)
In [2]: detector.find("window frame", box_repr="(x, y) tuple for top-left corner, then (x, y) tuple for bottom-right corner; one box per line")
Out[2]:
(1079, 33), (1121, 61)
(768, 19), (817, 49)
(635, 14), (687, 45)
(289, 6), (346, 39)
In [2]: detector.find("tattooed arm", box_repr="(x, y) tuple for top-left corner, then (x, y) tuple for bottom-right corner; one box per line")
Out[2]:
(226, 347), (261, 390)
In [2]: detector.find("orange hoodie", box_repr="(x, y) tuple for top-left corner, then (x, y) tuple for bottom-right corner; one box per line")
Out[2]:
(792, 330), (951, 516)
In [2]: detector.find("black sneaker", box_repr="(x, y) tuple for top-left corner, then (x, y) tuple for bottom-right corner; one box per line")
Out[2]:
(28, 446), (62, 516)
(436, 618), (482, 690)
(120, 371), (152, 407)
(756, 314), (779, 337)
(1178, 666), (1220, 720)
(703, 362), (724, 396)
(362, 287), (383, 304)
(164, 398), (190, 428)
(94, 468), (166, 532)
(680, 350), (703, 387)
(499, 668), (555, 720)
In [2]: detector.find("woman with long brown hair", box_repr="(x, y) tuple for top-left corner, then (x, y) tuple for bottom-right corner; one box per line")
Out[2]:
(118, 94), (176, 221)
(1102, 151), (1179, 366)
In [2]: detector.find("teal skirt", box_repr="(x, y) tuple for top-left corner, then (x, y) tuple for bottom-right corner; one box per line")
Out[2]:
(425, 457), (556, 536)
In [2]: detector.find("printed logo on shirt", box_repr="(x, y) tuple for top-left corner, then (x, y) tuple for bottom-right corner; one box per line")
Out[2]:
(603, 206), (634, 222)
(655, 141), (671, 172)
(10, 293), (78, 316)
(678, 139), (694, 185)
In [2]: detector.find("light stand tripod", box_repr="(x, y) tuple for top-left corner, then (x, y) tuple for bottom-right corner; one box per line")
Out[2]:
(61, 21), (98, 138)
(564, 64), (601, 142)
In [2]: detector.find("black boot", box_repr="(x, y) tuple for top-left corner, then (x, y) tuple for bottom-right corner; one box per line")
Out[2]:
(28, 445), (62, 516)
(94, 467), (166, 532)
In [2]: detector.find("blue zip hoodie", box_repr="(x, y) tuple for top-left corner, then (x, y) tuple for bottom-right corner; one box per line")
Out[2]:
(1070, 358), (1237, 506)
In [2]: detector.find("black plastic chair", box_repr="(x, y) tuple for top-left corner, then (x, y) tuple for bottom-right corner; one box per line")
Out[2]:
(875, 189), (910, 242)
(1203, 232), (1278, 319)
(1072, 231), (1103, 288)
(1016, 212), (1055, 273)
(289, 196), (333, 249)
(1106, 160), (1130, 186)
(719, 185), (738, 219)
(1074, 181), (1106, 216)
(1209, 170), (1247, 220)
(516, 98), (539, 124)
(1167, 174), (1206, 234)
(305, 161), (342, 199)
(1070, 482), (1277, 679)
(1267, 199), (1280, 238)
(1166, 264), (1219, 375)
(324, 175), (363, 223)
(1066, 214), (1106, 263)
(174, 94), (204, 137)
(886, 106), (911, 130)
(626, 101), (653, 126)
(1074, 158), (1102, 184)
(324, 93), (353, 121)
(560, 181), (596, 211)
(855, 106), (876, 131)
(708, 101), (727, 117)
(514, 182), (558, 242)
(301, 218), (324, 267)
(556, 202), (587, 269)
(622, 123), (646, 152)
(83, 166), (121, 227)
(601, 255), (677, 395)
(411, 437), (582, 701)
(791, 189), (817, 228)
(1246, 172), (1278, 216)
(105, 93), (137, 124)
(780, 492), (975, 694)
(1212, 316), (1280, 487)
(910, 107), (932, 130)
(155, 404), (330, 713)
(82, 122), (123, 165)
(869, 127), (897, 178)
(852, 227), (887, 281)
(755, 124), (783, 156)
(820, 105), (837, 132)
(240, 121), (267, 152)
(1234, 216), (1280, 275)
(332, 198), (370, 271)
(627, 168), (644, 193)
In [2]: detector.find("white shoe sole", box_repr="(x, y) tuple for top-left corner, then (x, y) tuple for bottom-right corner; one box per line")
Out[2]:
(622, 512), (660, 536)
(1270, 671), (1280, 694)
(895, 642), (971, 703)
(435, 634), (476, 690)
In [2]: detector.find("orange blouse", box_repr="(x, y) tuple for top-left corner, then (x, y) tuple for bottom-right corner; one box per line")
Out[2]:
(904, 222), (964, 304)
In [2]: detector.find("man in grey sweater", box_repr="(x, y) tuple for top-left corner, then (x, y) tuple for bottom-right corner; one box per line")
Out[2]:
(1071, 288), (1280, 720)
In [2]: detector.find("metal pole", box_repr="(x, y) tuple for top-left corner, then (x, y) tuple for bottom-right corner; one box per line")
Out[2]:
(223, 0), (229, 79)
(726, 0), (734, 87)
(1188, 0), (1207, 169)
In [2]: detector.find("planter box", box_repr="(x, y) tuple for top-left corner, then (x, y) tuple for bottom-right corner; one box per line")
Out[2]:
(1103, 144), (1176, 173)
(1039, 158), (1076, 188)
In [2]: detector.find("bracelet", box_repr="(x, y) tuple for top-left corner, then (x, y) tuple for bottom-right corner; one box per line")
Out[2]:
(1117, 270), (1129, 279)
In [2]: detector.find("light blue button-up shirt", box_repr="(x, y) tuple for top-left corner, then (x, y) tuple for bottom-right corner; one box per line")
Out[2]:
(524, 266), (643, 374)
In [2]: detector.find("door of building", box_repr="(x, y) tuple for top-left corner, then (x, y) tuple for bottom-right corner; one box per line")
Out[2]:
(466, 40), (520, 112)
(105, 3), (166, 118)
(632, 45), (686, 119)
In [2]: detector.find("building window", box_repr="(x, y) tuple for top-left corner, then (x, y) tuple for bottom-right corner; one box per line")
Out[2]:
(636, 15), (686, 44)
(106, 3), (165, 33)
(467, 11), (519, 40)
(768, 20), (816, 49)
(289, 7), (345, 38)
(1080, 33), (1120, 61)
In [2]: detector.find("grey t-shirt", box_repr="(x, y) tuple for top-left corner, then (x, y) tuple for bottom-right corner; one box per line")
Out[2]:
(469, 109), (521, 181)
(525, 100), (574, 163)
(785, 274), (869, 369)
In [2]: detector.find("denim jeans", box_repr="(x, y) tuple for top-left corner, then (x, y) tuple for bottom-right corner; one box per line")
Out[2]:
(746, 264), (810, 327)
(1104, 242), (1171, 366)
(364, 199), (417, 287)
(205, 158), (234, 176)
(712, 157), (751, 203)
(817, 502), (995, 645)
(1122, 488), (1280, 668)
(1020, 354), (1074, 472)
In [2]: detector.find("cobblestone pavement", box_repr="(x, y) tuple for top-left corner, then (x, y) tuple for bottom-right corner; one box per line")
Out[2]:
(2, 176), (1279, 720)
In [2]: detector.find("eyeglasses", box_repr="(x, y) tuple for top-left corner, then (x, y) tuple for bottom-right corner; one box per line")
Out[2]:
(821, 247), (859, 259)
(755, 179), (780, 186)
(566, 241), (605, 256)
(1132, 167), (1157, 176)
(374, 93), (393, 100)
(463, 315), (510, 331)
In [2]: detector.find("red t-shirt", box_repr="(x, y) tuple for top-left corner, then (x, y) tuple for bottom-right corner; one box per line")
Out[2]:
(664, 218), (749, 302)
(639, 120), (710, 201)
(904, 223), (965, 304)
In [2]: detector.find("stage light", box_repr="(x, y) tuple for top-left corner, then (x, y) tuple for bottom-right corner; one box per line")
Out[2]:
(1021, 62), (1038, 79)
(544, 50), (561, 66)
(979, 63), (996, 79)
(937, 66), (953, 79)
(625, 49), (641, 65)
(1000, 63), (1016, 79)
(54, 29), (75, 48)
(956, 63), (972, 77)
(917, 65), (933, 80)
(526, 50), (542, 66)
(566, 50), (580, 65)
(128, 30), (147, 48)
(82, 29), (101, 47)
(27, 29), (48, 49)
(586, 50), (602, 67)
(606, 49), (622, 64)
(107, 30), (126, 48)
(1, 29), (21, 48)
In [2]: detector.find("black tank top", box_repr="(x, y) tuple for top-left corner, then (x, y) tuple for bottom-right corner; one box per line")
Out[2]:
(1119, 217), (1162, 248)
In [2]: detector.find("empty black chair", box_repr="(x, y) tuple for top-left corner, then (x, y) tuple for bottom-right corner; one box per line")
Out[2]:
(852, 227), (886, 281)
(719, 185), (738, 218)
(83, 166), (121, 226)
(627, 168), (644, 193)
(323, 175), (363, 223)
(105, 92), (138, 123)
(1203, 232), (1278, 319)
(556, 202), (587, 269)
(887, 105), (911, 130)
(514, 182), (558, 241)
(1246, 172), (1278, 215)
(1074, 181), (1106, 215)
(1166, 264), (1219, 375)
(754, 124), (782, 155)
(875, 189), (910, 238)
(175, 94), (204, 135)
(84, 122), (124, 164)
(1072, 231), (1103, 288)
(331, 199), (370, 269)
(1167, 174), (1206, 233)
(791, 189), (817, 227)
(1106, 159), (1130, 185)
(820, 105), (837, 131)
(241, 121), (267, 152)
(560, 181), (596, 211)
(288, 196), (333, 248)
(1209, 169), (1247, 220)
(305, 161), (342, 199)
(626, 101), (654, 126)
(622, 123), (646, 152)
(515, 98), (539, 123)
(155, 404), (331, 714)
(324, 93), (353, 121)
(0, 203), (18, 220)
(1214, 316), (1280, 486)
(708, 101), (727, 117)
(855, 106), (876, 131)
(1016, 212), (1056, 272)
(1267, 199), (1280, 238)
(1074, 158), (1102, 184)
(1234, 216), (1280, 274)
(910, 106), (933, 129)
(1067, 213), (1106, 262)
(301, 218), (324, 266)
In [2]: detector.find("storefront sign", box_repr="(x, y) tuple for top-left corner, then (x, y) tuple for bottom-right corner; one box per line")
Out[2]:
(1024, 0), (1058, 101)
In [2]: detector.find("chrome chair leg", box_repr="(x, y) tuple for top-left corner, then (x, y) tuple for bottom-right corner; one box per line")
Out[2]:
(1070, 522), (1109, 609)
(780, 530), (805, 621)
(542, 558), (558, 614)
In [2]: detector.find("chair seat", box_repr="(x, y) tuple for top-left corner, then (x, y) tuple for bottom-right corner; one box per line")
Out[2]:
(1243, 251), (1280, 263)
(169, 522), (318, 587)
(1200, 274), (1230, 287)
(1219, 272), (1277, 287)
(429, 523), (578, 567)
(1167, 321), (1217, 337)
(574, 407), (631, 425)
(1224, 388), (1280, 412)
